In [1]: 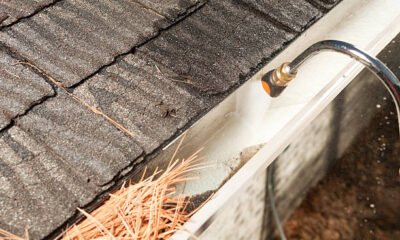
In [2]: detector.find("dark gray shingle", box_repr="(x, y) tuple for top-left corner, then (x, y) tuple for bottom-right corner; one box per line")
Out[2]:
(0, 0), (55, 27)
(0, 0), (167, 87)
(239, 0), (321, 32)
(15, 91), (143, 186)
(138, 0), (295, 95)
(135, 0), (203, 20)
(0, 46), (54, 130)
(308, 0), (340, 11)
(74, 53), (207, 153)
(0, 126), (98, 239)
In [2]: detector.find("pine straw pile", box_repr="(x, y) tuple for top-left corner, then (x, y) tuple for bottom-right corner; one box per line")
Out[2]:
(0, 149), (207, 240)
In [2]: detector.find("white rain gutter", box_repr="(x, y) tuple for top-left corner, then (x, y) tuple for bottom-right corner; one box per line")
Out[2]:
(162, 0), (400, 238)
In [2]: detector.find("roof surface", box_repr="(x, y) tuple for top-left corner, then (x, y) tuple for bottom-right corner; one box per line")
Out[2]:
(0, 0), (339, 238)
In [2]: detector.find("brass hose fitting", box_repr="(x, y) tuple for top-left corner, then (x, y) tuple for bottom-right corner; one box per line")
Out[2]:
(271, 63), (297, 87)
(261, 62), (296, 97)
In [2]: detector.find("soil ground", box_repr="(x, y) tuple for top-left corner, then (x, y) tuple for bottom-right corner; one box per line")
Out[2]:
(284, 102), (400, 240)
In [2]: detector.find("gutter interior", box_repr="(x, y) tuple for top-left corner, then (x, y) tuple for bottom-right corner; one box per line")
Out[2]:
(171, 0), (400, 238)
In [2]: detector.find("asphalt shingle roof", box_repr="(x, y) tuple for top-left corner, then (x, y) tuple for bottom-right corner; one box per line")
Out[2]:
(0, 0), (340, 238)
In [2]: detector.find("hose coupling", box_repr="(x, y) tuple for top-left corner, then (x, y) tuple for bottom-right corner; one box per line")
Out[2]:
(261, 62), (297, 97)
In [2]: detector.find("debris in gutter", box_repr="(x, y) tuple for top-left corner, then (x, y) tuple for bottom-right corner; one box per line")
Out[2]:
(0, 149), (208, 240)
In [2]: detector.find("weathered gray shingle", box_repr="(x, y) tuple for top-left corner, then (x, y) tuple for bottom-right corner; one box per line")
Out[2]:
(0, 0), (205, 88)
(74, 53), (206, 153)
(138, 0), (294, 94)
(0, 46), (54, 130)
(240, 0), (320, 32)
(0, 126), (98, 239)
(135, 0), (202, 20)
(309, 0), (341, 10)
(15, 92), (143, 186)
(0, 0), (166, 87)
(0, 0), (55, 27)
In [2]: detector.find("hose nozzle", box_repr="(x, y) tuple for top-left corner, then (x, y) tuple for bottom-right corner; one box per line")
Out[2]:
(261, 62), (296, 97)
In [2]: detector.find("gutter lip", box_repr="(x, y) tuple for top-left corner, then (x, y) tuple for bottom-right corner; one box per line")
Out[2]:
(171, 0), (400, 239)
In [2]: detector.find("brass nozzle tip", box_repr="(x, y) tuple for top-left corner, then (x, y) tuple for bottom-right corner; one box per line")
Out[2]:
(272, 62), (296, 87)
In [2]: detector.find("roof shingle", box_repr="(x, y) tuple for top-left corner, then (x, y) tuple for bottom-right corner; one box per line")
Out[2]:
(74, 53), (207, 153)
(0, 0), (55, 27)
(15, 91), (143, 186)
(139, 0), (295, 94)
(0, 0), (166, 86)
(239, 0), (321, 32)
(0, 46), (54, 130)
